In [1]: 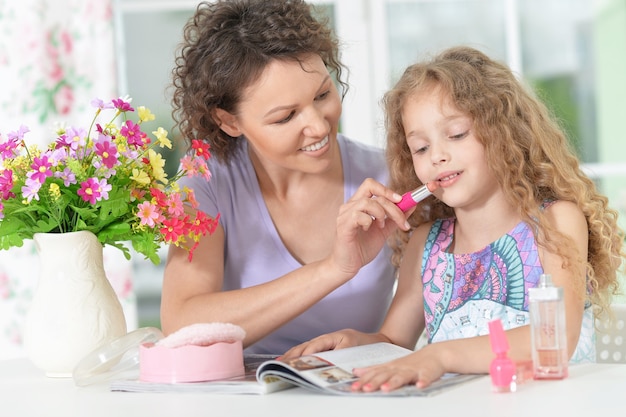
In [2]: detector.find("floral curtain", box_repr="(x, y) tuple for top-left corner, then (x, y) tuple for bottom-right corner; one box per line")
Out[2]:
(0, 0), (137, 359)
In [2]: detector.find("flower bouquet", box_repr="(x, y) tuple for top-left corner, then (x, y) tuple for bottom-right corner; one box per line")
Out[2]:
(0, 97), (218, 264)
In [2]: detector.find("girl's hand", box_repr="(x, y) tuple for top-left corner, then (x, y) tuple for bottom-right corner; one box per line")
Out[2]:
(281, 329), (384, 359)
(351, 346), (447, 392)
(329, 178), (407, 279)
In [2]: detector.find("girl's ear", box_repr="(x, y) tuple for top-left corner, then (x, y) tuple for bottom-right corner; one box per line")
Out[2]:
(213, 108), (241, 137)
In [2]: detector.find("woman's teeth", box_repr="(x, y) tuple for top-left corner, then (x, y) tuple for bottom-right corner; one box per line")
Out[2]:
(300, 136), (328, 152)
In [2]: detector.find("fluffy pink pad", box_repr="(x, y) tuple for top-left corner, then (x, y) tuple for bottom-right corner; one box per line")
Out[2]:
(156, 322), (246, 349)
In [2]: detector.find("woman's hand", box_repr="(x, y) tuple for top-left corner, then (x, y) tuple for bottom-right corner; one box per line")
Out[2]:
(350, 344), (447, 392)
(328, 178), (408, 279)
(282, 329), (385, 359)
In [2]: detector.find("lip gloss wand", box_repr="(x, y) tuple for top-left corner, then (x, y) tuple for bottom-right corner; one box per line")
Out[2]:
(395, 181), (439, 212)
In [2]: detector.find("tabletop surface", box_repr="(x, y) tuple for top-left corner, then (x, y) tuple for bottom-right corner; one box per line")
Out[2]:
(2, 358), (625, 416)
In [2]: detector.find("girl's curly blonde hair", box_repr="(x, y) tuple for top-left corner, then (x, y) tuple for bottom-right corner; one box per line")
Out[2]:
(384, 46), (624, 314)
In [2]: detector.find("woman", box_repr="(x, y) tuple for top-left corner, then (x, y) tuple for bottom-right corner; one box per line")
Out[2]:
(160, 0), (409, 354)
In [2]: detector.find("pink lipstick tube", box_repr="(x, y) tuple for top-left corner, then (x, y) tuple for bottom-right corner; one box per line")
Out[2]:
(396, 182), (438, 212)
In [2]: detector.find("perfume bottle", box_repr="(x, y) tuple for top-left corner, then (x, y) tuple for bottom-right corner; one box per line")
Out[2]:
(488, 319), (517, 393)
(528, 274), (569, 379)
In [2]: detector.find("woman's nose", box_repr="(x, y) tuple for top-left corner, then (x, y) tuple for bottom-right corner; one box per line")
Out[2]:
(302, 106), (328, 138)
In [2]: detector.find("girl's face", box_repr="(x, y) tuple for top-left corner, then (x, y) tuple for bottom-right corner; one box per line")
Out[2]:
(402, 87), (500, 211)
(217, 54), (342, 175)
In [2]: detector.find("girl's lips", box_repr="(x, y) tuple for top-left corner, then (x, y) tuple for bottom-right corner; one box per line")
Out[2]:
(436, 171), (461, 187)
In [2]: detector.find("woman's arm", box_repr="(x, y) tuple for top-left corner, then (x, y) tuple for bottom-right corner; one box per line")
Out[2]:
(160, 178), (408, 348)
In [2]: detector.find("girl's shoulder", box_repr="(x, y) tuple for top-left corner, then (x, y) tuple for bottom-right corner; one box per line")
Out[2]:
(541, 200), (587, 233)
(409, 218), (454, 247)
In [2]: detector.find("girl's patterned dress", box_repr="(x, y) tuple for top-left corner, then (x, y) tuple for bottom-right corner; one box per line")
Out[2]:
(420, 217), (595, 363)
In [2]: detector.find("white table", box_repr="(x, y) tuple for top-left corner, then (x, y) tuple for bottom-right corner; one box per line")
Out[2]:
(2, 358), (624, 416)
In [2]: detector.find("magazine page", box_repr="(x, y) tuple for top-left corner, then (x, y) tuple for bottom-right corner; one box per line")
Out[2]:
(110, 354), (292, 394)
(256, 342), (483, 397)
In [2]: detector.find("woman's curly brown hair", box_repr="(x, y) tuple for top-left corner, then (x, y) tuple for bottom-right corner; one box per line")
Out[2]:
(171, 0), (347, 163)
(384, 46), (624, 314)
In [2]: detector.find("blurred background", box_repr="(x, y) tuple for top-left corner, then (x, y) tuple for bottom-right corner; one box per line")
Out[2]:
(1, 0), (625, 358)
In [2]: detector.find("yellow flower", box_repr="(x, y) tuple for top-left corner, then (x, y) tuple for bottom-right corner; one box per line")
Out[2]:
(130, 168), (151, 186)
(137, 106), (156, 123)
(148, 149), (168, 184)
(152, 127), (172, 149)
(49, 183), (61, 200)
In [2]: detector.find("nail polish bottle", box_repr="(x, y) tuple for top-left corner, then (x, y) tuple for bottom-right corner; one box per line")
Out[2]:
(488, 319), (516, 393)
(529, 274), (568, 379)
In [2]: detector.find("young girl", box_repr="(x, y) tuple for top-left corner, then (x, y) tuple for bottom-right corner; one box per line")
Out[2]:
(284, 46), (625, 392)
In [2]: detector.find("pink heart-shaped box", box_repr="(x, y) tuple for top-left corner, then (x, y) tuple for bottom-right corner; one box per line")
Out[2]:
(139, 340), (244, 383)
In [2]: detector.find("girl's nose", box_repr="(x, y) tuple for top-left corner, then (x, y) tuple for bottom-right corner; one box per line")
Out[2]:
(430, 142), (450, 165)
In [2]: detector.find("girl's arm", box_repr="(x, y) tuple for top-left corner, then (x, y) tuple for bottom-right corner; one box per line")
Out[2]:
(351, 200), (589, 392)
(160, 179), (408, 349)
(282, 223), (431, 358)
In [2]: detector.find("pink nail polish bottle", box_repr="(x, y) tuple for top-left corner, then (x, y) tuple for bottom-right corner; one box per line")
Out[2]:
(488, 319), (517, 393)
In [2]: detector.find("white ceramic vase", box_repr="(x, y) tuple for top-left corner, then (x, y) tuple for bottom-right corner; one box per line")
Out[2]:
(23, 230), (127, 377)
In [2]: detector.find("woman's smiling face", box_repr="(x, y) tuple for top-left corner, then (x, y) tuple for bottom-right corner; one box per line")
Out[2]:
(217, 53), (342, 175)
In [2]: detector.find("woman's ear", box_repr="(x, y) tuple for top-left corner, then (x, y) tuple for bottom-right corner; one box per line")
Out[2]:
(213, 108), (241, 137)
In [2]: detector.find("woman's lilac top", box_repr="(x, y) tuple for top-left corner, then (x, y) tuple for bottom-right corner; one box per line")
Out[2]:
(180, 134), (396, 354)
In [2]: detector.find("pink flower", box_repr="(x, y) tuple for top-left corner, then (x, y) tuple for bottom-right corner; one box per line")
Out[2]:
(0, 136), (20, 160)
(30, 155), (53, 183)
(78, 177), (101, 204)
(112, 98), (134, 113)
(161, 217), (186, 243)
(179, 155), (197, 176)
(136, 201), (162, 228)
(191, 139), (211, 160)
(0, 169), (14, 200)
(165, 193), (184, 217)
(120, 120), (145, 147)
(95, 137), (119, 168)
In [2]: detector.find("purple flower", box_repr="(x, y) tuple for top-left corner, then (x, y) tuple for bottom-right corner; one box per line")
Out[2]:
(22, 177), (42, 202)
(54, 167), (76, 187)
(7, 125), (29, 141)
(58, 126), (87, 151)
(91, 98), (114, 111)
(97, 178), (112, 200)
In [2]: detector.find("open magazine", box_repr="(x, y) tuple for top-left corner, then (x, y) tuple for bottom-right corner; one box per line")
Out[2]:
(110, 342), (481, 396)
